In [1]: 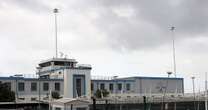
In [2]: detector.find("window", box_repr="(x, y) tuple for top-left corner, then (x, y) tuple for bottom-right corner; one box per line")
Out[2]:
(100, 83), (105, 90)
(109, 83), (114, 91)
(117, 83), (122, 91)
(55, 107), (61, 110)
(76, 78), (82, 96)
(18, 82), (25, 91)
(77, 108), (86, 110)
(55, 82), (60, 91)
(126, 83), (131, 91)
(31, 82), (37, 91)
(43, 83), (49, 91)
(31, 98), (37, 101)
(91, 83), (94, 91)
(18, 98), (25, 100)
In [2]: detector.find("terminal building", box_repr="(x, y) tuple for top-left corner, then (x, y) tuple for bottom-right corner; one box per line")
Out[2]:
(0, 58), (184, 103)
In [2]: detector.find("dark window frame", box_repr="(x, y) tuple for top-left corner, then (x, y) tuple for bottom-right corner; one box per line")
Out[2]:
(109, 83), (114, 91)
(91, 83), (94, 91)
(126, 83), (131, 91)
(117, 83), (122, 91)
(18, 82), (25, 91)
(100, 83), (105, 90)
(31, 82), (37, 91)
(55, 82), (60, 91)
(55, 107), (61, 110)
(43, 82), (49, 91)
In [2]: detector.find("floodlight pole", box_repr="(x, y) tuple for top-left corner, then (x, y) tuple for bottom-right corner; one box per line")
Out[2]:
(54, 8), (58, 58)
(205, 72), (208, 110)
(170, 27), (177, 77)
(36, 66), (42, 110)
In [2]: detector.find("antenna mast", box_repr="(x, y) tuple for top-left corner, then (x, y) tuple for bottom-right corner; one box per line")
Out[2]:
(53, 8), (58, 58)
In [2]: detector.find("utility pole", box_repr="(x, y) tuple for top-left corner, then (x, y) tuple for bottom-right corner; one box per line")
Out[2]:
(53, 8), (58, 58)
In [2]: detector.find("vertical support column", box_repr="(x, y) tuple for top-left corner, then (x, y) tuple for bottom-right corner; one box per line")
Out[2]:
(105, 100), (108, 110)
(92, 97), (96, 110)
(143, 96), (146, 110)
(71, 104), (73, 110)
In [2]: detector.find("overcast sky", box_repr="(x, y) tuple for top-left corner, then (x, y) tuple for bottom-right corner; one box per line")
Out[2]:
(0, 0), (208, 92)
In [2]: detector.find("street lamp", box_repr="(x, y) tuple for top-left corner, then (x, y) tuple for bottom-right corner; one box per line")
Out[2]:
(205, 73), (208, 110)
(163, 72), (172, 110)
(167, 72), (172, 78)
(113, 76), (118, 110)
(191, 76), (196, 110)
(53, 8), (58, 58)
(14, 74), (20, 109)
(36, 66), (42, 110)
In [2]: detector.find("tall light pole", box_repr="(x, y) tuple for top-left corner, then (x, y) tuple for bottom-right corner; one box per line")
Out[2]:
(36, 66), (42, 110)
(54, 8), (58, 58)
(166, 72), (172, 110)
(205, 73), (208, 110)
(170, 27), (177, 77)
(113, 76), (118, 110)
(14, 75), (18, 109)
(191, 76), (196, 110)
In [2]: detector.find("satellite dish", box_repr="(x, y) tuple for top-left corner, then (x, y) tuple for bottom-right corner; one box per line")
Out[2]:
(65, 54), (68, 59)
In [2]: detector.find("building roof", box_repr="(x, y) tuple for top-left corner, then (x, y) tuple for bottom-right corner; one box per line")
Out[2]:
(123, 76), (183, 80)
(0, 76), (63, 81)
(0, 75), (183, 81)
(92, 79), (135, 82)
(39, 58), (78, 64)
(52, 98), (90, 105)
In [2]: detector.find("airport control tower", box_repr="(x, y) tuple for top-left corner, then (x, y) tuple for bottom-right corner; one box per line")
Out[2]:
(36, 57), (92, 98)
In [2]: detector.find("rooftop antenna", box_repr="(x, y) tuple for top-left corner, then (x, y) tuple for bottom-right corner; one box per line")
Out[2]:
(170, 26), (177, 77)
(65, 54), (68, 59)
(53, 8), (58, 58)
(59, 52), (64, 58)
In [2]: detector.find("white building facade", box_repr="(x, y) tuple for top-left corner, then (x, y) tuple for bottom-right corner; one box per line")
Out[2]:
(37, 58), (92, 99)
(0, 76), (183, 102)
(0, 77), (63, 102)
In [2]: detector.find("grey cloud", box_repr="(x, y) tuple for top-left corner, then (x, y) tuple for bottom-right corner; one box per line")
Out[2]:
(72, 0), (208, 51)
(1, 0), (50, 13)
(1, 0), (208, 52)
